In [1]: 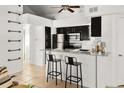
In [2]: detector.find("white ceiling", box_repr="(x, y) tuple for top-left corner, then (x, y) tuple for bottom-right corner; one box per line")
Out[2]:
(24, 5), (85, 19)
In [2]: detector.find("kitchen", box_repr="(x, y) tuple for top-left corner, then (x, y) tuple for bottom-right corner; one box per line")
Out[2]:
(23, 5), (124, 88)
(1, 5), (124, 88)
(45, 16), (108, 88)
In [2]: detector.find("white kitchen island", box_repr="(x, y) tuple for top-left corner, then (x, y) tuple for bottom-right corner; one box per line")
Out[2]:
(46, 49), (111, 88)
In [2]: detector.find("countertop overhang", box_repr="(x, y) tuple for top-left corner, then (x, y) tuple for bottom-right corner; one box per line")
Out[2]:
(45, 49), (109, 57)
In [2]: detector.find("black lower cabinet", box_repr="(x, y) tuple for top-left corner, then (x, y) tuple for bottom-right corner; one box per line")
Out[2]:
(52, 34), (57, 49)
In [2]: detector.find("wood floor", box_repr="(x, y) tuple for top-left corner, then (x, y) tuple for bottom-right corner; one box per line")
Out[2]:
(12, 63), (81, 88)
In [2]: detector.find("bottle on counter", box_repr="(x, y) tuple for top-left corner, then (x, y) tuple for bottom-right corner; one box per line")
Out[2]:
(96, 45), (99, 54)
(100, 42), (106, 54)
(95, 42), (101, 54)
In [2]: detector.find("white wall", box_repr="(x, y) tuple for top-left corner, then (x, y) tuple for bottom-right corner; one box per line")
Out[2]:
(23, 14), (53, 66)
(23, 13), (53, 27)
(52, 9), (89, 28)
(101, 15), (113, 53)
(23, 24), (30, 63)
(53, 16), (90, 27)
(29, 25), (45, 66)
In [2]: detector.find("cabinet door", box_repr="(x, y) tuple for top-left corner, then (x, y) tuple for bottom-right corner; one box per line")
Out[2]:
(52, 34), (57, 49)
(45, 26), (51, 49)
(97, 56), (113, 88)
(91, 16), (101, 37)
(58, 27), (74, 34)
(65, 27), (72, 33)
(116, 17), (124, 85)
(57, 28), (63, 34)
(57, 28), (60, 34)
(63, 34), (69, 49)
(77, 26), (89, 40)
(79, 55), (96, 88)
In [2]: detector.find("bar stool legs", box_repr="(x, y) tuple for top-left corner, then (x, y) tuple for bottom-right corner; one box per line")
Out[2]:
(55, 61), (57, 85)
(65, 64), (68, 88)
(80, 64), (83, 88)
(47, 61), (50, 82)
(52, 62), (54, 79)
(47, 60), (62, 86)
(60, 60), (62, 81)
(77, 65), (78, 88)
(70, 65), (72, 84)
(65, 63), (83, 88)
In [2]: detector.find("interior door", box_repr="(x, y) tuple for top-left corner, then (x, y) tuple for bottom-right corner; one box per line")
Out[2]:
(116, 17), (124, 85)
(30, 25), (45, 66)
(35, 26), (45, 66)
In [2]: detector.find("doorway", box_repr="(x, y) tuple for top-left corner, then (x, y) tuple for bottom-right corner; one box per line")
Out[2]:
(116, 17), (124, 85)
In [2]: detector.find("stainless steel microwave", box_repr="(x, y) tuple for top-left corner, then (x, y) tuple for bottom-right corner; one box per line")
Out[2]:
(68, 33), (80, 41)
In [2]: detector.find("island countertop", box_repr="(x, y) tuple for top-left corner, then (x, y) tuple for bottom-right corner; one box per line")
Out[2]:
(45, 49), (109, 57)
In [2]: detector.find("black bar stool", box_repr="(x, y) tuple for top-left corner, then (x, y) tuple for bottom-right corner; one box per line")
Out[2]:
(65, 56), (83, 88)
(46, 54), (62, 85)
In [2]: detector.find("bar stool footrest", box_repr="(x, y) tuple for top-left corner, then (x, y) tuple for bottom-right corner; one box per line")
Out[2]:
(48, 71), (61, 77)
(67, 75), (82, 83)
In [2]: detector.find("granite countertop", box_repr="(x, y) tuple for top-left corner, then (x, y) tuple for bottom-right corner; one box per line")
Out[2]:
(45, 49), (109, 57)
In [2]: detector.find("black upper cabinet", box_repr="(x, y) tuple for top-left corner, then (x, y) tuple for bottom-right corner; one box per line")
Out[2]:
(91, 16), (101, 37)
(57, 26), (89, 41)
(80, 26), (89, 40)
(75, 26), (89, 40)
(45, 26), (51, 49)
(57, 28), (63, 34)
(65, 27), (73, 33)
(57, 27), (72, 34)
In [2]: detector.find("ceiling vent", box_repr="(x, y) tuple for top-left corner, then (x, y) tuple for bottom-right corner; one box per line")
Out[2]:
(89, 7), (98, 13)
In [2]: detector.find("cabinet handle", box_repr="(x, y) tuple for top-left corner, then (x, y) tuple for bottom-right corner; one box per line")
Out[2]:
(8, 57), (21, 61)
(8, 11), (21, 16)
(118, 54), (123, 56)
(8, 48), (21, 52)
(8, 30), (21, 33)
(8, 40), (21, 42)
(8, 20), (21, 24)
